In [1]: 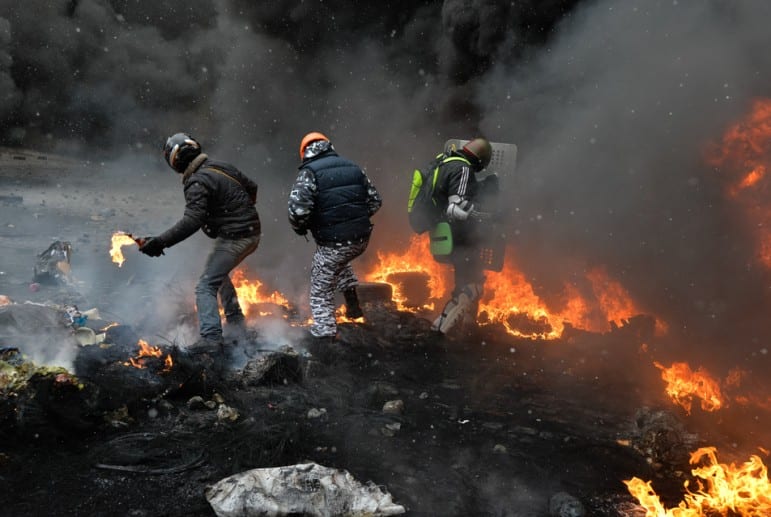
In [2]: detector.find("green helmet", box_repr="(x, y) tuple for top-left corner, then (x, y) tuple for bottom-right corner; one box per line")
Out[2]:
(461, 137), (492, 171)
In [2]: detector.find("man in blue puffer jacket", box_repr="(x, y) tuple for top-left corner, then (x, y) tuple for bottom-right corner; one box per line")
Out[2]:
(139, 133), (261, 353)
(288, 132), (382, 342)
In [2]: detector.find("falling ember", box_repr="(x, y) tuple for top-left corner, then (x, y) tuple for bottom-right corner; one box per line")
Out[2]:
(231, 269), (291, 318)
(110, 232), (138, 267)
(654, 361), (723, 414)
(706, 97), (771, 266)
(625, 446), (771, 516)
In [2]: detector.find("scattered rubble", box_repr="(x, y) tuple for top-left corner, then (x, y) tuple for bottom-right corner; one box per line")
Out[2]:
(32, 241), (74, 285)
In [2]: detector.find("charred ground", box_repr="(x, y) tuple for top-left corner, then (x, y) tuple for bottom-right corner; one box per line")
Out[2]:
(1, 311), (665, 517)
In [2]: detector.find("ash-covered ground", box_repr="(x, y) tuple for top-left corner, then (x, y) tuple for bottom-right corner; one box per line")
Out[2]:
(0, 154), (761, 517)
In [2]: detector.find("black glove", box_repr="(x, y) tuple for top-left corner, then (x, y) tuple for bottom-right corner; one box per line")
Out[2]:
(139, 237), (165, 257)
(293, 227), (307, 236)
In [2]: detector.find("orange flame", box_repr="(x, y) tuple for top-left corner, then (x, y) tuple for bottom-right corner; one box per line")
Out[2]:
(479, 261), (651, 338)
(707, 97), (771, 266)
(654, 361), (724, 414)
(123, 339), (172, 371)
(365, 235), (449, 311)
(477, 256), (566, 339)
(110, 232), (137, 267)
(736, 165), (766, 193)
(625, 446), (771, 516)
(362, 237), (660, 339)
(336, 304), (365, 323)
(231, 269), (291, 318)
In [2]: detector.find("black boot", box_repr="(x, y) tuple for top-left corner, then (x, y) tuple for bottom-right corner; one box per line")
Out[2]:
(343, 287), (363, 319)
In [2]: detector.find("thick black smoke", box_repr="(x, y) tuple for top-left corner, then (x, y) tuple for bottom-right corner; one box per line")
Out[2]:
(0, 0), (578, 150)
(3, 0), (771, 373)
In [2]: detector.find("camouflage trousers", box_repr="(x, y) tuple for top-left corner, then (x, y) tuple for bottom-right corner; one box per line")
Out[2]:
(309, 240), (368, 337)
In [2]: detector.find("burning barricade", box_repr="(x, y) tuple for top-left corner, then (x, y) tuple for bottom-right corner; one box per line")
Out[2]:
(361, 235), (664, 340)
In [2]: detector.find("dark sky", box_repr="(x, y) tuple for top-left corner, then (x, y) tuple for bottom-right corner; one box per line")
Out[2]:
(3, 0), (771, 364)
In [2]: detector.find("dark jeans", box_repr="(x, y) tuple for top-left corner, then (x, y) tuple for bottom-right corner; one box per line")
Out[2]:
(195, 234), (260, 340)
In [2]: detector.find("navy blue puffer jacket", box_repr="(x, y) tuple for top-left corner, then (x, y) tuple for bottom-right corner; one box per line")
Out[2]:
(292, 151), (376, 245)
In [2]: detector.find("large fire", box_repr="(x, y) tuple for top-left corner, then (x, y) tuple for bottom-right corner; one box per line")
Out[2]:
(109, 229), (657, 338)
(623, 101), (771, 515)
(363, 235), (658, 339)
(479, 260), (652, 338)
(625, 446), (771, 516)
(707, 97), (771, 266)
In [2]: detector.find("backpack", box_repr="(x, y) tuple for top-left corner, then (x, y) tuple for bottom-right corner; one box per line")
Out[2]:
(407, 153), (469, 234)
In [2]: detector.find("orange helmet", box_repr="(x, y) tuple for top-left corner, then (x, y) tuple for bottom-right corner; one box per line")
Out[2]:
(299, 131), (330, 159)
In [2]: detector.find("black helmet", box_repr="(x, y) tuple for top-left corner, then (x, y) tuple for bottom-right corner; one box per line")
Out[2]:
(163, 133), (201, 173)
(461, 137), (492, 171)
